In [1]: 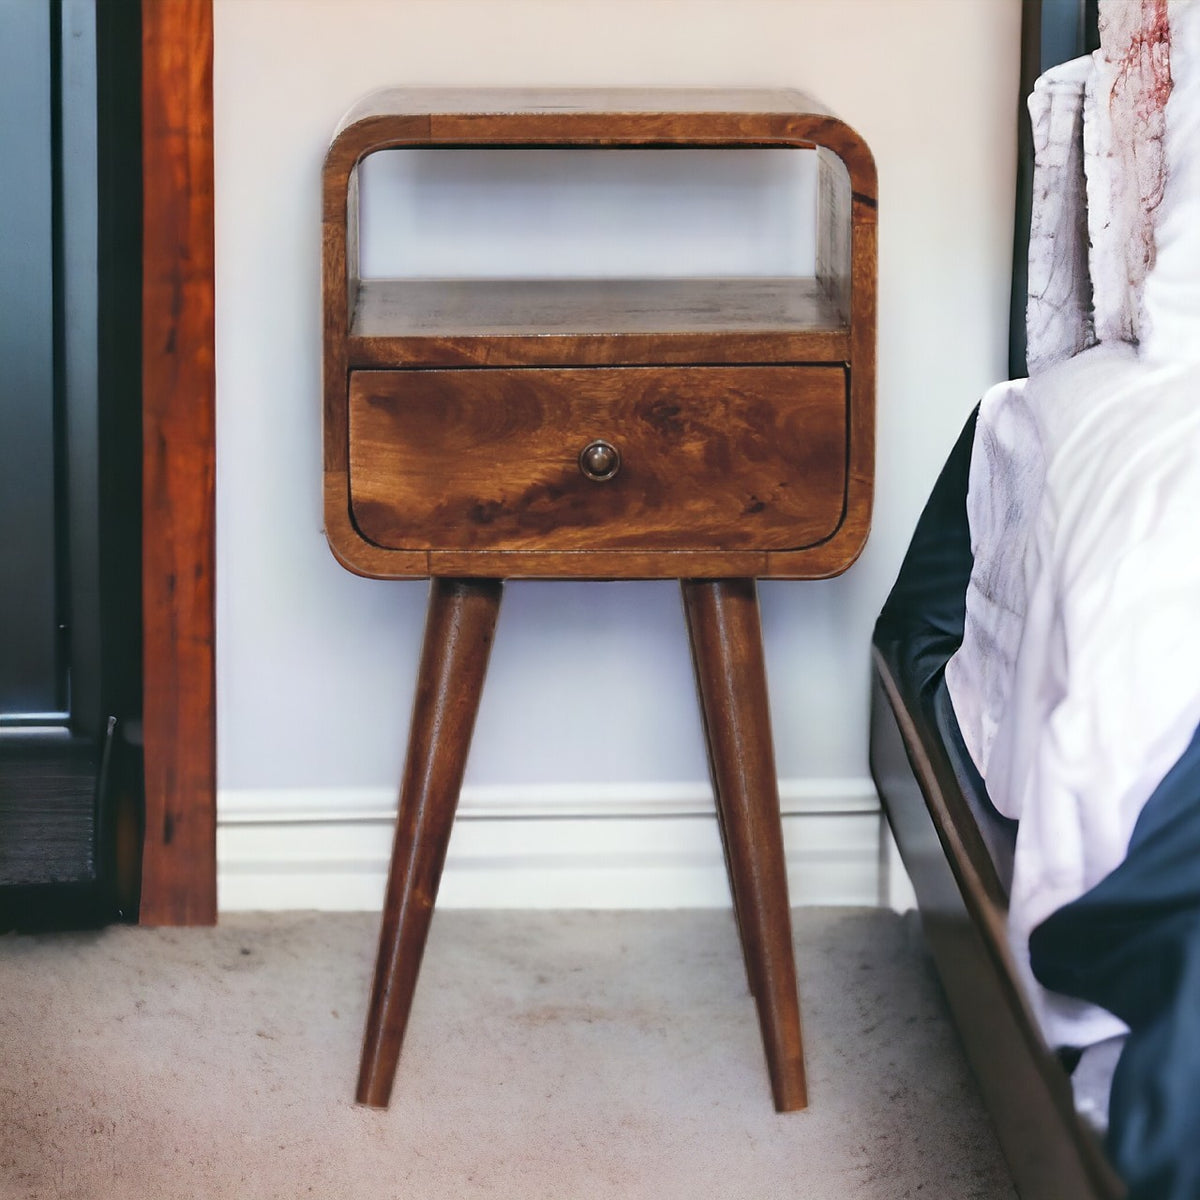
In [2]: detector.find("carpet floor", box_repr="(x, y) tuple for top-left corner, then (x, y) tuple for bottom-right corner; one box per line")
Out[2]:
(0, 908), (1016, 1199)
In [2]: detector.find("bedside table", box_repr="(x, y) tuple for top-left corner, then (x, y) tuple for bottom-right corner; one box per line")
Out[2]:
(322, 88), (877, 1113)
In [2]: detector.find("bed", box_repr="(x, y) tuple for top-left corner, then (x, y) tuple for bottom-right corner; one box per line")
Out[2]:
(870, 3), (1200, 1198)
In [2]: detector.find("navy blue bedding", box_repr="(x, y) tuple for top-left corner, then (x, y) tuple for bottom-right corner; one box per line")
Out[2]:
(874, 409), (978, 699)
(876, 408), (1200, 1200)
(1032, 730), (1200, 1200)
(873, 410), (1021, 892)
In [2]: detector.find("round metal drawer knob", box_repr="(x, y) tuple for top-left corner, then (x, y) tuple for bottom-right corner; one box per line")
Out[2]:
(579, 439), (621, 482)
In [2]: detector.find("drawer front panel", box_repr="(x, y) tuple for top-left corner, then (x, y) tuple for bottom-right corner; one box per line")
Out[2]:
(348, 365), (847, 554)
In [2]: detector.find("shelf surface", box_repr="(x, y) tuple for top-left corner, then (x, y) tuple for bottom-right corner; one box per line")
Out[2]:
(347, 277), (849, 367)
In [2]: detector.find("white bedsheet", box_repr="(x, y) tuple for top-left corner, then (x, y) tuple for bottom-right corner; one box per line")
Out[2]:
(946, 344), (1200, 1048)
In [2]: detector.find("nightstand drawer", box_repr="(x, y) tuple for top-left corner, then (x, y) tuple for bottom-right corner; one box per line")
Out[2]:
(347, 365), (847, 555)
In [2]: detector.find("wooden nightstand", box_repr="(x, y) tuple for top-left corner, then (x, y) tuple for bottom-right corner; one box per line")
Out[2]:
(322, 88), (876, 1113)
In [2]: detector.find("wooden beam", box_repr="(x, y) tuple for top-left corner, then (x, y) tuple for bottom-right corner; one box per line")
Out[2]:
(139, 0), (216, 925)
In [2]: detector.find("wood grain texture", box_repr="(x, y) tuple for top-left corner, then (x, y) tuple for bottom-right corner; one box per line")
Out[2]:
(348, 366), (846, 557)
(682, 578), (807, 1112)
(334, 88), (834, 128)
(357, 579), (503, 1108)
(684, 595), (758, 998)
(139, 0), (216, 926)
(322, 113), (427, 479)
(424, 547), (771, 581)
(816, 149), (851, 322)
(327, 93), (876, 1112)
(323, 88), (875, 584)
(348, 278), (848, 369)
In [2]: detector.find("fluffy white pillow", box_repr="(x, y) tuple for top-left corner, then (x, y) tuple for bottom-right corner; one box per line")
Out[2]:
(1084, 0), (1173, 347)
(1026, 57), (1095, 373)
(1142, 0), (1200, 362)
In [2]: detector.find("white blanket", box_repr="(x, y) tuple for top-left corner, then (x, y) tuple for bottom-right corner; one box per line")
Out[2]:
(946, 345), (1200, 1048)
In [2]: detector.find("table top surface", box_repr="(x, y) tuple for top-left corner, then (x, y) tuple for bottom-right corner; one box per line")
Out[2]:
(335, 87), (832, 133)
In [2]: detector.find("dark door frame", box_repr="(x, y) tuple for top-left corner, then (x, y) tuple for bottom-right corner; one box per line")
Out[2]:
(138, 0), (216, 925)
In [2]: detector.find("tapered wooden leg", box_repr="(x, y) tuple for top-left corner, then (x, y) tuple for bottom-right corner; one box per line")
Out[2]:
(684, 590), (758, 999)
(681, 578), (807, 1112)
(357, 577), (503, 1108)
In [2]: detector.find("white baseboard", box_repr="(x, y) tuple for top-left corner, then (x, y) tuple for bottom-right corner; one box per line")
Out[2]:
(217, 778), (893, 912)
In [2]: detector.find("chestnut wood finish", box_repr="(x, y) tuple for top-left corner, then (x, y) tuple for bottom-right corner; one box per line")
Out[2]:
(329, 90), (875, 1112)
(348, 365), (847, 559)
(683, 578), (808, 1111)
(323, 87), (876, 584)
(349, 277), (850, 369)
(139, 0), (217, 926)
(685, 608), (758, 998)
(357, 578), (502, 1108)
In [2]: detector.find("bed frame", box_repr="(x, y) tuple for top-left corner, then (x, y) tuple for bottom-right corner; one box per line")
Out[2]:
(871, 653), (1124, 1199)
(870, 2), (1127, 1197)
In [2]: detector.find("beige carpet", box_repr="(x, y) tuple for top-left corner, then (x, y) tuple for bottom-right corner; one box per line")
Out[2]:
(0, 908), (1016, 1200)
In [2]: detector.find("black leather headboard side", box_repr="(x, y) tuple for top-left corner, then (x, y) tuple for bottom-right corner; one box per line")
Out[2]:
(1009, 0), (1101, 378)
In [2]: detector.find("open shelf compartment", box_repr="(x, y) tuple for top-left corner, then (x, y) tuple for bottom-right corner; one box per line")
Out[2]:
(348, 276), (849, 368)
